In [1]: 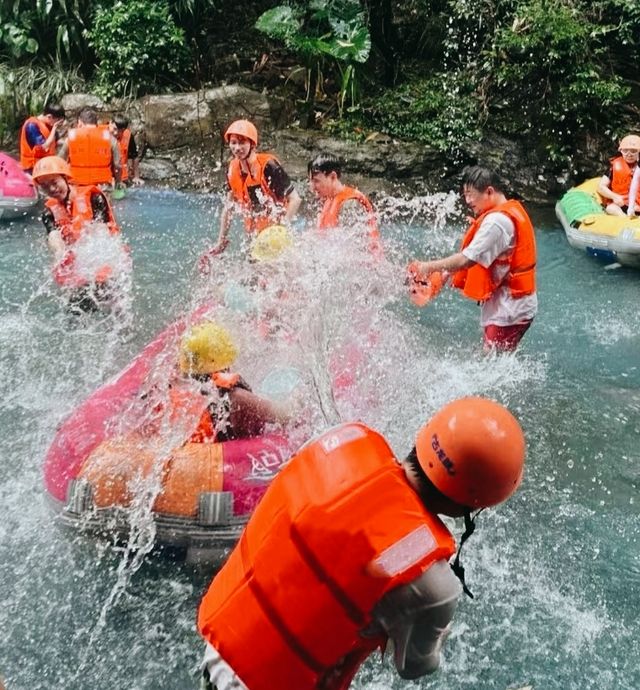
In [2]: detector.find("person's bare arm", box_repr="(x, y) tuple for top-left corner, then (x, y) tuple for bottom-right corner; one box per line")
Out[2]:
(283, 188), (302, 222)
(110, 138), (122, 186)
(215, 192), (235, 251)
(412, 252), (474, 276)
(597, 175), (624, 206)
(198, 192), (235, 273)
(227, 387), (289, 438)
(41, 121), (60, 154)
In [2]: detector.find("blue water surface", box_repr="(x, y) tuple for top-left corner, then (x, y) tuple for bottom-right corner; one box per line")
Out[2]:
(0, 190), (638, 690)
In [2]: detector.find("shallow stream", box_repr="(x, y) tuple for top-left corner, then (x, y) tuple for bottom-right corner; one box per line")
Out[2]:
(0, 189), (638, 689)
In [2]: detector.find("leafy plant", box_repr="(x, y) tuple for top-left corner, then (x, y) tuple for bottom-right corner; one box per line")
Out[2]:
(479, 0), (629, 158)
(0, 61), (85, 145)
(255, 0), (371, 119)
(362, 72), (482, 155)
(0, 0), (94, 67)
(88, 0), (191, 99)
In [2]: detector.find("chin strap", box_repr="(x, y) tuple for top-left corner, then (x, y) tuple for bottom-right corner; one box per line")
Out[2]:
(450, 508), (483, 599)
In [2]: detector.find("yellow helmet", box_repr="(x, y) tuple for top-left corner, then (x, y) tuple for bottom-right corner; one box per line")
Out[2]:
(250, 225), (293, 262)
(178, 321), (237, 375)
(619, 134), (640, 151)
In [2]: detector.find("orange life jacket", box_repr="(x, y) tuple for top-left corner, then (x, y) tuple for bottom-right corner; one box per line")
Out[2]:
(116, 129), (131, 182)
(227, 153), (286, 233)
(19, 116), (55, 170)
(45, 185), (119, 245)
(169, 372), (242, 444)
(317, 185), (381, 254)
(451, 199), (536, 302)
(197, 422), (457, 690)
(67, 125), (114, 186)
(46, 185), (120, 287)
(610, 156), (640, 207)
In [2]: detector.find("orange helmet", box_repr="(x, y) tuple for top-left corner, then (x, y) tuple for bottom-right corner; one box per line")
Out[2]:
(619, 134), (640, 151)
(32, 156), (71, 182)
(224, 119), (258, 146)
(415, 397), (525, 509)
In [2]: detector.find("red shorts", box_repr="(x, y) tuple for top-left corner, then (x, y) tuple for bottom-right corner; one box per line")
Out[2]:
(483, 320), (533, 352)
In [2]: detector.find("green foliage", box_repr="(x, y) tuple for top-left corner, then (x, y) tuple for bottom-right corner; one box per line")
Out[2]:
(88, 0), (191, 99)
(363, 72), (482, 154)
(1, 0), (639, 168)
(255, 0), (371, 115)
(476, 0), (629, 158)
(0, 0), (93, 66)
(0, 61), (85, 145)
(0, 23), (38, 60)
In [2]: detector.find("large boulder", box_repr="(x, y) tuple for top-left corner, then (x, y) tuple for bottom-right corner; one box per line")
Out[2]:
(140, 85), (286, 150)
(59, 84), (597, 201)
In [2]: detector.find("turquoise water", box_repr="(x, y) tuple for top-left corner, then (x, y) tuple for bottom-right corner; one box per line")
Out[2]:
(0, 190), (638, 689)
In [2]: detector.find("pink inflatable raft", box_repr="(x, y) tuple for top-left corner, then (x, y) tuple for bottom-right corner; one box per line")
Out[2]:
(0, 153), (39, 220)
(44, 311), (297, 564)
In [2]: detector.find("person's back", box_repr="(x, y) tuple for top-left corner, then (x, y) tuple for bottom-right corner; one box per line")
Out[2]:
(60, 107), (120, 187)
(197, 397), (526, 690)
(198, 422), (458, 690)
(67, 125), (113, 186)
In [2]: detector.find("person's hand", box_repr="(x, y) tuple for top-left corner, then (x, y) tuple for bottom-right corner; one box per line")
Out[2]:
(198, 240), (228, 274)
(612, 193), (626, 207)
(407, 260), (434, 283)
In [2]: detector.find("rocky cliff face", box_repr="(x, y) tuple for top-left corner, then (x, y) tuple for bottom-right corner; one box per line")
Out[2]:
(61, 85), (605, 204)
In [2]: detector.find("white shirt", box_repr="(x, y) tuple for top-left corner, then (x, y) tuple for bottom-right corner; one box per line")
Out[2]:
(462, 211), (538, 327)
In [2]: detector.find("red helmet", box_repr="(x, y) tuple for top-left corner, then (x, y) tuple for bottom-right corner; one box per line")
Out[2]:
(32, 156), (71, 182)
(415, 397), (525, 509)
(224, 120), (258, 146)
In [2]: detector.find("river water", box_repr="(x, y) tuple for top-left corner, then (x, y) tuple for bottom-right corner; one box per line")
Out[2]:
(0, 189), (638, 690)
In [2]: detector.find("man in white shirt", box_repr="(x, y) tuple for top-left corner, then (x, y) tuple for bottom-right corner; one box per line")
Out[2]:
(411, 166), (537, 352)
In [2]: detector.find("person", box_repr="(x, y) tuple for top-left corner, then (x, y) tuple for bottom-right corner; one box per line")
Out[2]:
(59, 107), (121, 187)
(307, 153), (381, 254)
(19, 101), (65, 174)
(31, 155), (124, 311)
(174, 320), (290, 442)
(597, 134), (640, 217)
(200, 119), (301, 266)
(110, 114), (144, 187)
(410, 166), (537, 352)
(196, 396), (526, 690)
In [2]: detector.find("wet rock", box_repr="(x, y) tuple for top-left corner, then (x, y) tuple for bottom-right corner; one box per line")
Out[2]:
(139, 157), (177, 181)
(61, 93), (107, 115)
(58, 84), (611, 202)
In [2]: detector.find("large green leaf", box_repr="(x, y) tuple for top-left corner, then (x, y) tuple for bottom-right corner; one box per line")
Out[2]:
(255, 6), (301, 42)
